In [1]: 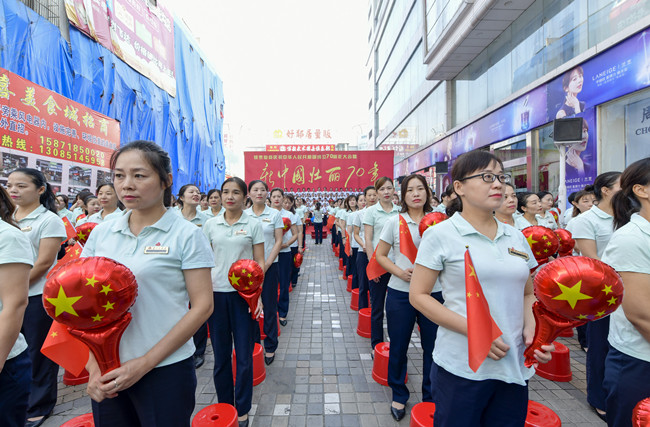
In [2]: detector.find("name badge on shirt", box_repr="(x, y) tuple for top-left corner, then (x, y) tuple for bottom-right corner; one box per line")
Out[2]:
(262, 218), (271, 222)
(508, 247), (529, 261)
(21, 226), (32, 232)
(144, 246), (169, 254)
(235, 229), (248, 235)
(196, 224), (202, 227)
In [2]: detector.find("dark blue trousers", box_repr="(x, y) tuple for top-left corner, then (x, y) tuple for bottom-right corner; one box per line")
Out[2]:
(369, 272), (390, 349)
(386, 288), (442, 404)
(330, 224), (336, 245)
(357, 251), (369, 309)
(208, 292), (255, 417)
(586, 316), (610, 411)
(290, 246), (299, 286)
(604, 346), (650, 427)
(22, 295), (58, 418)
(430, 363), (528, 427)
(277, 251), (292, 318)
(577, 323), (588, 349)
(91, 357), (196, 427)
(0, 350), (31, 427)
(350, 248), (359, 289)
(314, 223), (323, 244)
(302, 224), (306, 248)
(255, 262), (279, 353)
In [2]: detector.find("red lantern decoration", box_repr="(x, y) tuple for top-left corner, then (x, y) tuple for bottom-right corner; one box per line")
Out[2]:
(294, 253), (303, 268)
(633, 398), (650, 427)
(521, 226), (560, 266)
(523, 256), (623, 367)
(419, 212), (448, 237)
(42, 257), (138, 375)
(228, 259), (264, 319)
(554, 228), (575, 257)
(75, 222), (97, 246)
(282, 217), (292, 235)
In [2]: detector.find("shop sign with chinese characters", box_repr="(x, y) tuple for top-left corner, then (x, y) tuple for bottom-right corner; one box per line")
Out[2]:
(266, 144), (335, 152)
(0, 67), (120, 167)
(245, 150), (394, 190)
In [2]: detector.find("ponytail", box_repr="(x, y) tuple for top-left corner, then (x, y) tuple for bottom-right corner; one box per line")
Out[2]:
(12, 168), (57, 214)
(612, 158), (650, 229)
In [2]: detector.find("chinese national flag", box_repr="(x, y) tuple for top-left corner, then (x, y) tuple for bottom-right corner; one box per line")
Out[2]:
(61, 217), (76, 244)
(41, 321), (89, 376)
(366, 247), (387, 281)
(344, 231), (351, 257)
(465, 248), (502, 372)
(326, 215), (336, 229)
(47, 242), (83, 280)
(398, 215), (418, 264)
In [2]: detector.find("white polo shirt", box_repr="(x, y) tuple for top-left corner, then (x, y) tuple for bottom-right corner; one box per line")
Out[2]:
(602, 213), (650, 362)
(352, 207), (367, 250)
(87, 208), (124, 225)
(0, 220), (34, 360)
(277, 209), (297, 253)
(312, 209), (323, 224)
(514, 215), (555, 231)
(536, 211), (558, 230)
(290, 211), (302, 249)
(245, 206), (283, 264)
(415, 213), (537, 384)
(433, 204), (447, 214)
(81, 209), (215, 367)
(347, 210), (360, 249)
(203, 207), (223, 218)
(568, 205), (613, 259)
(14, 205), (66, 296)
(203, 211), (265, 292)
(363, 202), (400, 252)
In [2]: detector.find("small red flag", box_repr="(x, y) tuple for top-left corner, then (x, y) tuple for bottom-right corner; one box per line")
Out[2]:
(465, 248), (502, 372)
(61, 217), (76, 244)
(366, 247), (387, 281)
(326, 215), (336, 229)
(398, 215), (418, 264)
(344, 230), (351, 257)
(41, 321), (89, 376)
(47, 242), (83, 279)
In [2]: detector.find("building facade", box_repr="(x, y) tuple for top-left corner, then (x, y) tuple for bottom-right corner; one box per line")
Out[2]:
(368, 0), (650, 199)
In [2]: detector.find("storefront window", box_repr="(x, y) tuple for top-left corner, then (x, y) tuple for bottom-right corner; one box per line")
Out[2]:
(600, 87), (650, 172)
(492, 138), (529, 191)
(537, 124), (561, 194)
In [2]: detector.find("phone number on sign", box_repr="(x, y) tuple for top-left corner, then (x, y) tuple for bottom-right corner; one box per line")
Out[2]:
(39, 136), (107, 166)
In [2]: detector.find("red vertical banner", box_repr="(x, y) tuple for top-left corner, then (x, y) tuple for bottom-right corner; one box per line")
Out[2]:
(244, 150), (394, 191)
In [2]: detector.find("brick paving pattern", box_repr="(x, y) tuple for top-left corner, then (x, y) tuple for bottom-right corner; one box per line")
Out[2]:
(44, 235), (605, 426)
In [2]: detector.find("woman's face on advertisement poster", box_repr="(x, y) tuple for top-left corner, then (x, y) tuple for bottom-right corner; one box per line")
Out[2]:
(567, 69), (583, 95)
(573, 124), (589, 152)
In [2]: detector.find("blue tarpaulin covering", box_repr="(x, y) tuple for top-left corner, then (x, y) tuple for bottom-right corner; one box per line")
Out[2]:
(0, 0), (225, 193)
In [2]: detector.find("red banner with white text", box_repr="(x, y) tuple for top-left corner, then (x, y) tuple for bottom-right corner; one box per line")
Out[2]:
(244, 150), (394, 191)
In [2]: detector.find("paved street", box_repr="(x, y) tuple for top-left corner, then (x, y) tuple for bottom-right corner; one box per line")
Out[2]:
(45, 235), (605, 426)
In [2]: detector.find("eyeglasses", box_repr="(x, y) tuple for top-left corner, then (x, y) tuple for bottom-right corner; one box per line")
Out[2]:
(459, 173), (511, 183)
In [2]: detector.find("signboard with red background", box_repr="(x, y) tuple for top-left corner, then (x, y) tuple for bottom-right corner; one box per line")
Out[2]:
(245, 150), (394, 191)
(0, 67), (120, 167)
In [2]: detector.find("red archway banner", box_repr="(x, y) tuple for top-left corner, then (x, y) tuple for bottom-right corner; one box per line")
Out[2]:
(244, 150), (394, 191)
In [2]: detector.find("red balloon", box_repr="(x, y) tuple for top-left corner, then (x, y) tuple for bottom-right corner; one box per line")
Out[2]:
(294, 253), (303, 268)
(43, 257), (137, 329)
(42, 257), (138, 375)
(228, 260), (265, 319)
(74, 222), (97, 246)
(554, 228), (575, 257)
(521, 226), (560, 264)
(524, 256), (624, 367)
(282, 217), (292, 235)
(633, 398), (650, 427)
(419, 212), (448, 237)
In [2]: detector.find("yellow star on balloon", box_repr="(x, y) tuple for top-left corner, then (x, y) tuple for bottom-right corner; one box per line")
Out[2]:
(577, 314), (588, 320)
(102, 301), (115, 311)
(596, 310), (606, 317)
(229, 273), (240, 287)
(602, 285), (613, 295)
(526, 234), (538, 247)
(76, 230), (86, 240)
(100, 284), (113, 295)
(552, 280), (593, 309)
(607, 296), (617, 306)
(46, 286), (82, 317)
(85, 276), (98, 287)
(92, 313), (104, 322)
